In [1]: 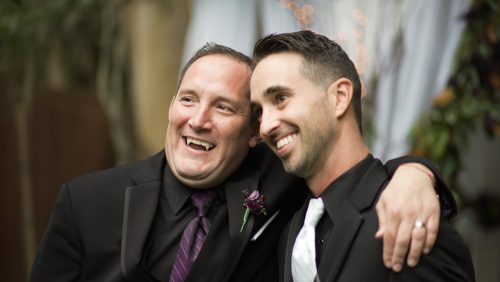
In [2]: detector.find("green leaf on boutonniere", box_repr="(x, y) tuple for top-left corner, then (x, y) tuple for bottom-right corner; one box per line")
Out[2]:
(240, 190), (266, 232)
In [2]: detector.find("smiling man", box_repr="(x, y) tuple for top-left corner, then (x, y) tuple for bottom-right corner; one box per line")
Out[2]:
(165, 54), (258, 189)
(251, 30), (474, 282)
(31, 43), (454, 282)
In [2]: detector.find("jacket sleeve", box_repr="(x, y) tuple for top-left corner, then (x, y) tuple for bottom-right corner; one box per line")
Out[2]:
(30, 183), (83, 282)
(389, 220), (475, 282)
(384, 156), (457, 219)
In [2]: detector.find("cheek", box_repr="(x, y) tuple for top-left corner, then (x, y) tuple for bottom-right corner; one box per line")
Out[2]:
(226, 124), (252, 157)
(168, 106), (189, 127)
(217, 119), (250, 143)
(226, 120), (252, 139)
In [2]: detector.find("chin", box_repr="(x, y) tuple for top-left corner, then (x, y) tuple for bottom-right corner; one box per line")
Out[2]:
(283, 163), (299, 175)
(176, 175), (213, 189)
(283, 161), (307, 177)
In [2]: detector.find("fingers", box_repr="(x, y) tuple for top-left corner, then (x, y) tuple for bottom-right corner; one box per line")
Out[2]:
(391, 214), (440, 271)
(382, 229), (395, 269)
(406, 222), (427, 267)
(376, 200), (401, 269)
(375, 228), (384, 239)
(375, 202), (386, 239)
(424, 214), (439, 254)
(376, 162), (443, 271)
(390, 220), (413, 272)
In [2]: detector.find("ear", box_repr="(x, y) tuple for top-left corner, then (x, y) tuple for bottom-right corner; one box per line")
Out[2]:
(327, 78), (353, 118)
(248, 119), (262, 148)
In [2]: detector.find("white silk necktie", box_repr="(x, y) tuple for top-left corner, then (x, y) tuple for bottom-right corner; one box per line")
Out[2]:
(292, 197), (325, 282)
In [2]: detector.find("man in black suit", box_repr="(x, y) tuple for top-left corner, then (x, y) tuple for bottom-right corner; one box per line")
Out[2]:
(251, 30), (474, 281)
(30, 43), (454, 282)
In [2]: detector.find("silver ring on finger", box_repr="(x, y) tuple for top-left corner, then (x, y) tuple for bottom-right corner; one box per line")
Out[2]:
(414, 220), (425, 229)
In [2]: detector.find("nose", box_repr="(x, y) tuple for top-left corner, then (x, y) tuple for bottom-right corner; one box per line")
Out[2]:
(188, 105), (213, 131)
(259, 109), (280, 139)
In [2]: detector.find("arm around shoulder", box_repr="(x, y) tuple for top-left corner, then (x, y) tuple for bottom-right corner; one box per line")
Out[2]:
(30, 183), (83, 282)
(377, 155), (457, 271)
(390, 220), (475, 282)
(385, 155), (456, 218)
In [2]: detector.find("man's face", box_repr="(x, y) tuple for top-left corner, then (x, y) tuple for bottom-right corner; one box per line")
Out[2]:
(165, 54), (255, 188)
(251, 52), (339, 179)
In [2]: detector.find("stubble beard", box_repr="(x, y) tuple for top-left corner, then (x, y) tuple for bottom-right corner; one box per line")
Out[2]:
(282, 123), (336, 180)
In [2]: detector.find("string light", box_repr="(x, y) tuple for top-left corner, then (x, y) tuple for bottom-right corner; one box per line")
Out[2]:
(280, 0), (315, 29)
(278, 2), (371, 78)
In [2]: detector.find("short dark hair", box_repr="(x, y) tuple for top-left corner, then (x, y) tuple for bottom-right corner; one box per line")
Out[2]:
(177, 42), (253, 90)
(253, 30), (363, 133)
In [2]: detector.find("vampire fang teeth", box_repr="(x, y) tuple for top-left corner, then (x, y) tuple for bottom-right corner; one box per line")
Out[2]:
(186, 137), (214, 151)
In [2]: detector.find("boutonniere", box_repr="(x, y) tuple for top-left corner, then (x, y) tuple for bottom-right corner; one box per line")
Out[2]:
(240, 190), (267, 232)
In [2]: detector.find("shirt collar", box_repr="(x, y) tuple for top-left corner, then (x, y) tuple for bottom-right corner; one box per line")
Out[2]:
(162, 164), (226, 215)
(319, 154), (375, 222)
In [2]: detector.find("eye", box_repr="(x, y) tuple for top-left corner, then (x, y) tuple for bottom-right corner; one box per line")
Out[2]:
(276, 94), (288, 104)
(179, 95), (195, 105)
(216, 103), (235, 113)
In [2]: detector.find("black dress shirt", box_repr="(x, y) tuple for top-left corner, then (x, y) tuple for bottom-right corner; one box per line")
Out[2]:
(144, 164), (226, 281)
(315, 154), (375, 264)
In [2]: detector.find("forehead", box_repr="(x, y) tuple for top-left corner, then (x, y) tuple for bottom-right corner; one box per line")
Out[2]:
(253, 52), (302, 76)
(180, 54), (252, 100)
(250, 52), (304, 98)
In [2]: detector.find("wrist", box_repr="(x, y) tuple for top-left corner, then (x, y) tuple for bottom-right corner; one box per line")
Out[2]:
(401, 163), (436, 186)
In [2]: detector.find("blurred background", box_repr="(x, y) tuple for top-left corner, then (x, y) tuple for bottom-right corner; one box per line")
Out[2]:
(0, 0), (498, 281)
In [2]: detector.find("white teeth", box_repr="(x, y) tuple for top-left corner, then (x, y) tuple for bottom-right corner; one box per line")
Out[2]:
(186, 137), (214, 151)
(276, 134), (296, 149)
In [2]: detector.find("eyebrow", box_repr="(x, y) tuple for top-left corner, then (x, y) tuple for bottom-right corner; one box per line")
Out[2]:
(179, 88), (248, 111)
(263, 85), (291, 97)
(178, 89), (197, 96)
(178, 89), (239, 104)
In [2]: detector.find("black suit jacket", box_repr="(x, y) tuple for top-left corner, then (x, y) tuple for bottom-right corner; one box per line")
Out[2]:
(30, 144), (307, 282)
(30, 143), (457, 282)
(278, 157), (474, 282)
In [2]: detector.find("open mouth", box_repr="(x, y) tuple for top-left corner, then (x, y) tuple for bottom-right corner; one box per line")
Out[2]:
(276, 133), (297, 150)
(184, 137), (215, 151)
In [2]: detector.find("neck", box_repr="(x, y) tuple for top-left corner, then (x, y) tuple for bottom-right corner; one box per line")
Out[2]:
(306, 123), (369, 197)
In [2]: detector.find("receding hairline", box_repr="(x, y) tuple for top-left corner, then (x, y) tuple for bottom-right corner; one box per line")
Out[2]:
(177, 42), (253, 91)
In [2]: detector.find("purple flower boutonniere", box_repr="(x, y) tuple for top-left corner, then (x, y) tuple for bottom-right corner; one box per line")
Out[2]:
(240, 190), (267, 232)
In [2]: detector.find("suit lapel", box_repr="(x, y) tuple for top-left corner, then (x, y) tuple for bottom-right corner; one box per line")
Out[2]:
(317, 159), (389, 281)
(121, 152), (164, 281)
(225, 170), (259, 238)
(317, 200), (362, 280)
(218, 169), (259, 280)
(187, 168), (260, 282)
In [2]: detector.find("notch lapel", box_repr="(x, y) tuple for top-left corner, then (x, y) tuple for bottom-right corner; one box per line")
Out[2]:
(188, 169), (260, 282)
(317, 201), (363, 281)
(121, 182), (161, 281)
(317, 159), (389, 281)
(225, 170), (259, 238)
(120, 152), (165, 281)
(218, 169), (259, 280)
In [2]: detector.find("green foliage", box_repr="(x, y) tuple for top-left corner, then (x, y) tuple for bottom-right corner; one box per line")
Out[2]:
(0, 0), (102, 87)
(410, 0), (500, 192)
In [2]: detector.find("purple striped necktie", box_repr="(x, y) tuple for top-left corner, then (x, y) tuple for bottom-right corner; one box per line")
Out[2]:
(169, 191), (217, 282)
